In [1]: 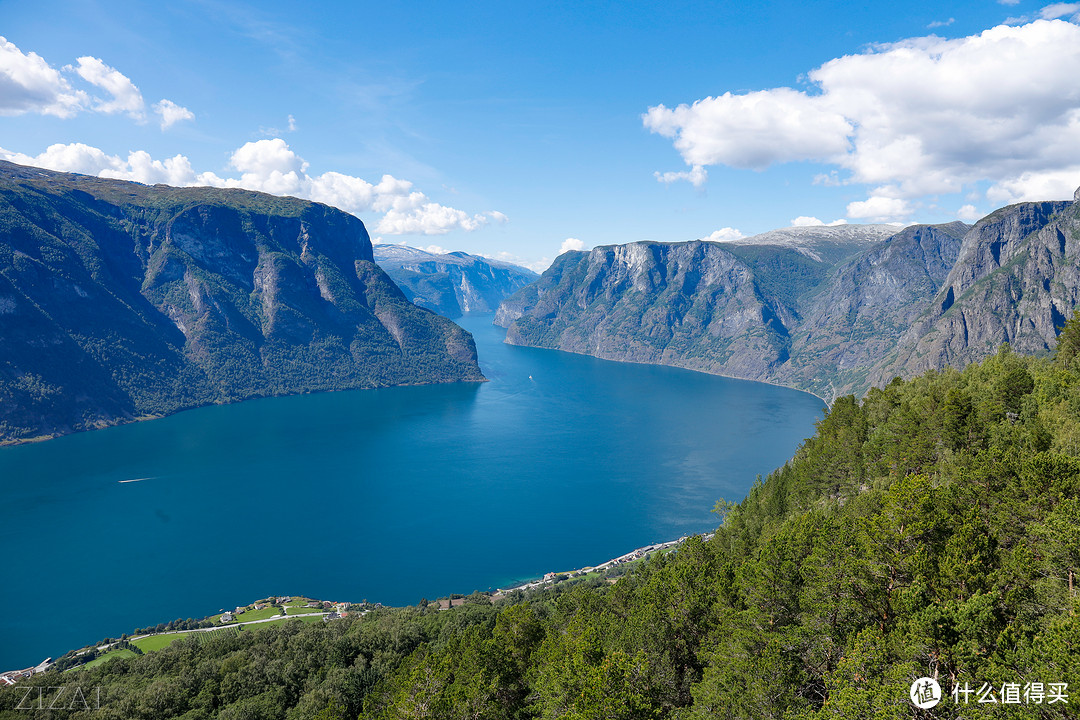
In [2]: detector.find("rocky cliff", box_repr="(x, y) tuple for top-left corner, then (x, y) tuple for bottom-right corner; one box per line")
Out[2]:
(495, 225), (902, 391)
(372, 244), (537, 318)
(499, 194), (1080, 400)
(0, 161), (484, 443)
(869, 199), (1079, 387)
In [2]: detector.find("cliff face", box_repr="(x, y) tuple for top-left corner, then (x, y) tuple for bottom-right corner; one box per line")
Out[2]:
(372, 244), (537, 318)
(0, 161), (484, 442)
(500, 194), (1080, 400)
(869, 200), (1079, 387)
(774, 222), (968, 397)
(495, 226), (900, 388)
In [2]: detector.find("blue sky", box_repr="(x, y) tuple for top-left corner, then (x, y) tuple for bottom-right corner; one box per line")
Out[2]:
(2, 0), (1079, 269)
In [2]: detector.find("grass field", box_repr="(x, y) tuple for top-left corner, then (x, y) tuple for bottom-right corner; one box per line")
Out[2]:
(249, 615), (325, 629)
(283, 605), (324, 615)
(132, 633), (190, 652)
(233, 606), (281, 623)
(82, 648), (136, 669)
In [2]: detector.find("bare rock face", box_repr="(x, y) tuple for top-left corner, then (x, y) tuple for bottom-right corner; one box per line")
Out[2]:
(869, 200), (1080, 388)
(496, 229), (898, 389)
(0, 160), (483, 443)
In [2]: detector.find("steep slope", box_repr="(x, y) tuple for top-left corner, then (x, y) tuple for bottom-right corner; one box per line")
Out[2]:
(495, 225), (910, 392)
(774, 221), (968, 397)
(497, 197), (1080, 400)
(870, 197), (1079, 386)
(372, 244), (537, 318)
(0, 161), (484, 443)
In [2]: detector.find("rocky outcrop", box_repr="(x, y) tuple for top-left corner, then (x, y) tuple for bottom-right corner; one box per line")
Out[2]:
(373, 244), (537, 318)
(869, 200), (1079, 386)
(495, 226), (901, 391)
(499, 195), (1080, 400)
(0, 160), (484, 443)
(774, 222), (968, 397)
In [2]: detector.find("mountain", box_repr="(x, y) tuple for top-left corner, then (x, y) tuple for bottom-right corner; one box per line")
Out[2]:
(372, 244), (538, 318)
(0, 161), (484, 443)
(869, 197), (1080, 387)
(498, 194), (1080, 399)
(494, 224), (924, 396)
(773, 221), (969, 397)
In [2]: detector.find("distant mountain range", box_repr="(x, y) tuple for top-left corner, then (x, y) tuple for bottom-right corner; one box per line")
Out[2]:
(0, 161), (484, 443)
(372, 244), (537, 319)
(497, 194), (1080, 399)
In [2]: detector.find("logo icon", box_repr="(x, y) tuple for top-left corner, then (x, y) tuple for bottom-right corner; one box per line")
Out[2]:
(910, 677), (942, 708)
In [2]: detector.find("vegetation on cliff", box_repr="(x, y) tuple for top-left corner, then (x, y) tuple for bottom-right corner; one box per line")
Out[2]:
(0, 161), (484, 443)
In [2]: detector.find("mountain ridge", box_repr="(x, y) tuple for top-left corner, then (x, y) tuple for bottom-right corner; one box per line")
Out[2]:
(372, 243), (537, 319)
(496, 199), (1080, 399)
(0, 161), (484, 443)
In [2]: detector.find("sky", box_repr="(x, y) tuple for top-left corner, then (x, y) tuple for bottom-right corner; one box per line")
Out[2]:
(1, 0), (1079, 271)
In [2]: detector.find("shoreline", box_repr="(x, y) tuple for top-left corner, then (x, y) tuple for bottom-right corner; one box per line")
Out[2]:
(1, 533), (715, 680)
(494, 532), (713, 596)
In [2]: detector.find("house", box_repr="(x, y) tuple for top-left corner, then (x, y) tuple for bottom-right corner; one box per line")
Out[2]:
(324, 612), (341, 621)
(220, 612), (234, 623)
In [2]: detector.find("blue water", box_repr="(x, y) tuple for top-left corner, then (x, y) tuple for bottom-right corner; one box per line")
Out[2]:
(0, 315), (824, 669)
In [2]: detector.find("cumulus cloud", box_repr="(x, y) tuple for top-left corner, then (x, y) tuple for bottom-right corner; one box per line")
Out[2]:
(154, 99), (194, 129)
(69, 56), (144, 120)
(0, 139), (499, 236)
(957, 204), (983, 221)
(705, 227), (745, 241)
(790, 216), (848, 227)
(846, 195), (913, 222)
(494, 251), (550, 273)
(0, 37), (87, 117)
(0, 36), (189, 130)
(986, 166), (1080, 203)
(644, 18), (1080, 215)
(560, 238), (586, 253)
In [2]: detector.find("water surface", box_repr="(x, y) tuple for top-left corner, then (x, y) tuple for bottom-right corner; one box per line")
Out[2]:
(0, 315), (825, 669)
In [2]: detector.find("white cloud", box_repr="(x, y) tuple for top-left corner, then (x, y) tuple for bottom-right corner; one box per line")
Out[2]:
(560, 237), (585, 253)
(705, 227), (745, 241)
(154, 99), (194, 129)
(645, 18), (1080, 211)
(0, 37), (192, 132)
(791, 216), (849, 226)
(986, 167), (1080, 203)
(494, 251), (550, 273)
(846, 195), (913, 221)
(644, 88), (852, 170)
(928, 18), (956, 28)
(70, 56), (145, 121)
(287, 114), (297, 131)
(957, 204), (983, 221)
(654, 165), (708, 186)
(1, 139), (500, 236)
(419, 244), (449, 255)
(1040, 3), (1080, 19)
(0, 36), (86, 117)
(999, 0), (1020, 5)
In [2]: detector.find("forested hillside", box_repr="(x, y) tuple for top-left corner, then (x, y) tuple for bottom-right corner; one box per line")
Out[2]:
(6, 321), (1080, 719)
